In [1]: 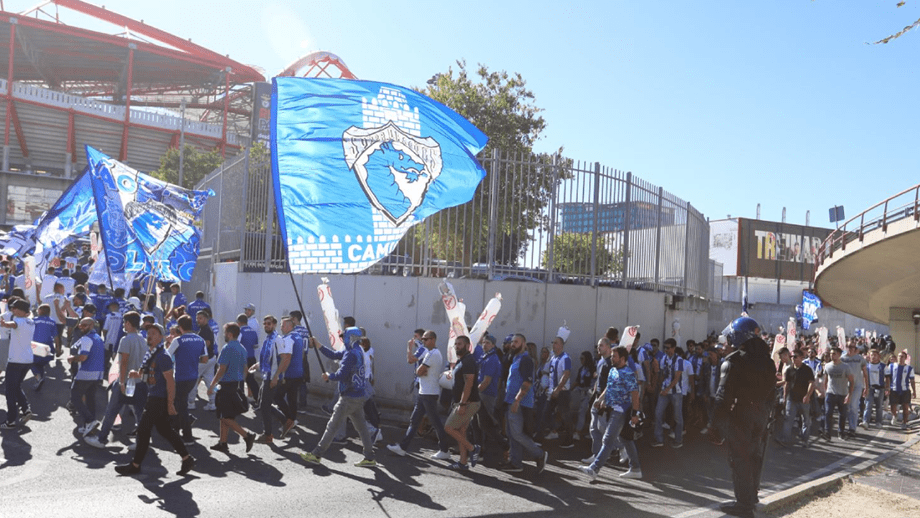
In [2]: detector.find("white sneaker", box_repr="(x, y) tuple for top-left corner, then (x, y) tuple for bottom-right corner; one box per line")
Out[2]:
(578, 465), (597, 482)
(668, 431), (676, 439)
(573, 432), (581, 441)
(545, 431), (559, 440)
(431, 450), (452, 460)
(860, 421), (869, 430)
(581, 455), (596, 465)
(84, 435), (105, 449)
(386, 444), (407, 457)
(662, 423), (671, 430)
(699, 427), (709, 435)
(619, 450), (628, 464)
(374, 428), (384, 444)
(620, 469), (642, 479)
(128, 442), (137, 451)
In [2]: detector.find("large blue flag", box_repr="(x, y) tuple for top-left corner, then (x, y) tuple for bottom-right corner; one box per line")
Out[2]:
(271, 78), (488, 274)
(85, 146), (213, 282)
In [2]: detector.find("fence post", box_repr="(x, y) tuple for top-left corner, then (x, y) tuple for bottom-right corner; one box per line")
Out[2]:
(215, 162), (224, 267)
(486, 148), (500, 280)
(654, 186), (663, 292)
(683, 201), (692, 294)
(239, 147), (250, 272)
(264, 163), (275, 273)
(621, 172), (632, 287)
(546, 154), (559, 282)
(591, 162), (600, 286)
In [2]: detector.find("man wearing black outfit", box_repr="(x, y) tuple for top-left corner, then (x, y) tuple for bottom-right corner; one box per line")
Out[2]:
(115, 324), (195, 476)
(714, 317), (777, 518)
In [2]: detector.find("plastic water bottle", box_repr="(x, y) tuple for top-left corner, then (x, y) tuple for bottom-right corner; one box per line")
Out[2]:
(125, 378), (136, 397)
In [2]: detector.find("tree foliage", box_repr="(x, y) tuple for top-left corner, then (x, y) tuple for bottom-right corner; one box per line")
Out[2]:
(151, 145), (224, 190)
(409, 61), (570, 267)
(542, 232), (622, 277)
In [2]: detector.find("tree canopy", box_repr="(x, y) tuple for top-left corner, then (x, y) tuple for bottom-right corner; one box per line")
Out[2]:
(150, 145), (224, 190)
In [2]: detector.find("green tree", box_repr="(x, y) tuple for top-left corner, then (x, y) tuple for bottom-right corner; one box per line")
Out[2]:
(151, 145), (224, 189)
(542, 232), (622, 277)
(409, 60), (570, 267)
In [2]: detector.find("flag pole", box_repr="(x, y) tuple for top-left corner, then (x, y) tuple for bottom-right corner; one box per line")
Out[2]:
(286, 268), (327, 376)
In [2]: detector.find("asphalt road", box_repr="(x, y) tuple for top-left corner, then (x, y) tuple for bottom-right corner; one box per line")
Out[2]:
(1, 361), (913, 518)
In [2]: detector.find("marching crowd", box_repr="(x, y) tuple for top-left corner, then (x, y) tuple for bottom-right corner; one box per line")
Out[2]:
(0, 249), (915, 488)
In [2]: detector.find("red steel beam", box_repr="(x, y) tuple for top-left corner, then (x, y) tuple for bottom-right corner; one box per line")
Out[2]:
(66, 107), (74, 155)
(4, 21), (14, 150)
(221, 68), (229, 157)
(9, 101), (28, 158)
(119, 46), (132, 161)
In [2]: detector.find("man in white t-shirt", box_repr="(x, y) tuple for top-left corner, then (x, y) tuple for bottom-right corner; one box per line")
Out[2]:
(388, 330), (451, 459)
(38, 266), (58, 305)
(43, 282), (71, 356)
(1, 299), (36, 428)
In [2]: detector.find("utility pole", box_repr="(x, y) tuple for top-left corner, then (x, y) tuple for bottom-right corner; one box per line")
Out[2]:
(178, 98), (186, 188)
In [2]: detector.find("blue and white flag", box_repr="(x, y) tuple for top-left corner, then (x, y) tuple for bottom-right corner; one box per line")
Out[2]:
(4, 167), (97, 278)
(271, 78), (488, 274)
(85, 146), (214, 282)
(802, 291), (822, 330)
(0, 225), (37, 256)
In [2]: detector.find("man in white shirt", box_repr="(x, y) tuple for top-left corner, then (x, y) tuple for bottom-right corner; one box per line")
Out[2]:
(0, 299), (36, 429)
(387, 330), (451, 459)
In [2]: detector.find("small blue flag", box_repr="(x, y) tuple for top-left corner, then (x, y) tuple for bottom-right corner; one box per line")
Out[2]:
(271, 78), (488, 274)
(802, 291), (822, 330)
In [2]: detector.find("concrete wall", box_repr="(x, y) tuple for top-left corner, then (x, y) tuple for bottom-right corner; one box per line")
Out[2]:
(889, 308), (919, 364)
(709, 301), (889, 339)
(207, 263), (707, 409)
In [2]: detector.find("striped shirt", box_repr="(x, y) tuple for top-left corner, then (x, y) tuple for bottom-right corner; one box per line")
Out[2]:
(886, 363), (915, 393)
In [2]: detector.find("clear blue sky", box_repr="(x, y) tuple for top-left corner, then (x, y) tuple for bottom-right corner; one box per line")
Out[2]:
(15, 0), (920, 227)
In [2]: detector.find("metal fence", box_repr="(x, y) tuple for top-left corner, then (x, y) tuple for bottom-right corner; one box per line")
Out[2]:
(193, 148), (712, 297)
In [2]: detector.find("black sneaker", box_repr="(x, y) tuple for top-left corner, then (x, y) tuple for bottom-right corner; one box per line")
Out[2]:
(19, 411), (33, 425)
(182, 435), (196, 446)
(210, 442), (230, 453)
(499, 464), (523, 473)
(244, 432), (256, 453)
(559, 442), (574, 449)
(177, 456), (196, 476)
(114, 463), (141, 476)
(0, 421), (17, 430)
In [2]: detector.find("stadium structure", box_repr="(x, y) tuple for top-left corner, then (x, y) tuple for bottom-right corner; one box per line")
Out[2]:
(0, 0), (356, 228)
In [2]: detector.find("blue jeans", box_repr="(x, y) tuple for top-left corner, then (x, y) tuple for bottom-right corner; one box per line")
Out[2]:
(863, 387), (884, 426)
(506, 406), (543, 467)
(825, 393), (848, 434)
(654, 392), (684, 443)
(97, 382), (148, 442)
(70, 379), (100, 424)
(847, 385), (863, 431)
(781, 399), (811, 442)
(399, 394), (448, 453)
(589, 409), (640, 474)
(588, 406), (609, 456)
(4, 362), (31, 423)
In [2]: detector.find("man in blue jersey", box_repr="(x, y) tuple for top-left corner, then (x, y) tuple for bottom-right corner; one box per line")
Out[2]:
(171, 315), (208, 444)
(652, 338), (685, 448)
(207, 322), (256, 454)
(862, 349), (886, 428)
(583, 336), (613, 466)
(69, 317), (106, 436)
(165, 283), (187, 318)
(251, 315), (288, 445)
(289, 310), (311, 413)
(500, 333), (546, 474)
(300, 327), (376, 467)
(115, 323), (195, 476)
(540, 333), (574, 449)
(886, 349), (916, 430)
(30, 304), (56, 390)
(237, 313), (261, 402)
(186, 291), (210, 332)
(274, 316), (303, 440)
(472, 333), (504, 458)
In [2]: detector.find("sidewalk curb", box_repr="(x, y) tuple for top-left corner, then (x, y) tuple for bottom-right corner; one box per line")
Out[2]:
(759, 431), (920, 513)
